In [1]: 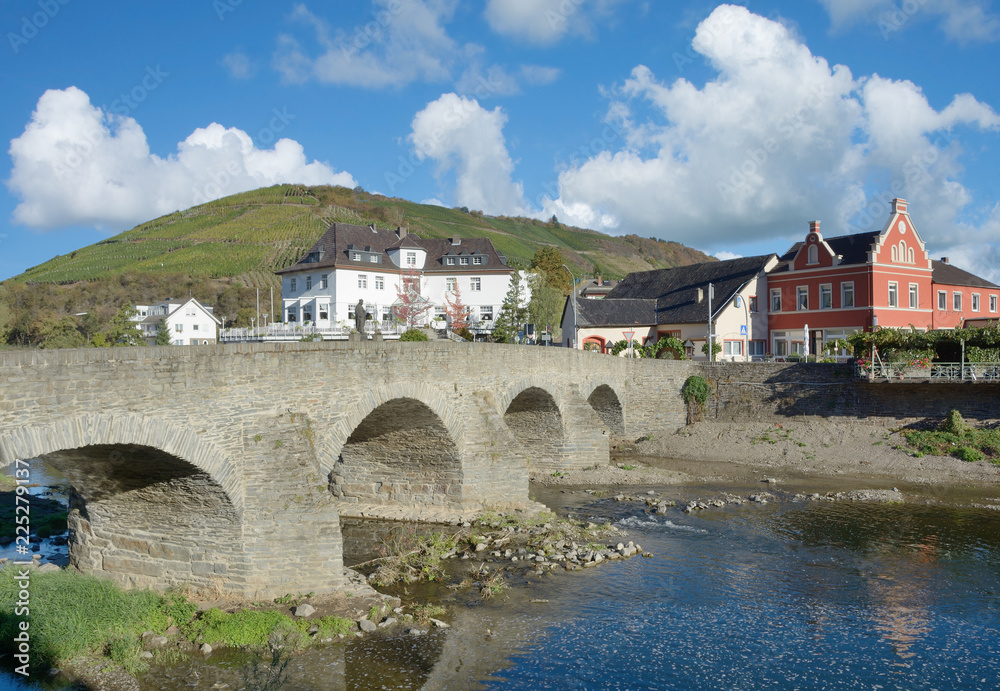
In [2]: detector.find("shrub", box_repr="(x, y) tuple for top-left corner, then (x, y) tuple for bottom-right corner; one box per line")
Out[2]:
(399, 328), (429, 342)
(681, 376), (710, 406)
(956, 446), (985, 463)
(942, 409), (969, 435)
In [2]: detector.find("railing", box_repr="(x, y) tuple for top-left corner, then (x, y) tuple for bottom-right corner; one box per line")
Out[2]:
(219, 322), (407, 342)
(854, 361), (1000, 382)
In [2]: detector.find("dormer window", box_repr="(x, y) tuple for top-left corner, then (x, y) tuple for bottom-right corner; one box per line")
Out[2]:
(369, 255), (378, 263)
(473, 256), (484, 265)
(446, 257), (456, 265)
(460, 257), (470, 265)
(351, 251), (361, 261)
(807, 245), (818, 265)
(406, 252), (417, 267)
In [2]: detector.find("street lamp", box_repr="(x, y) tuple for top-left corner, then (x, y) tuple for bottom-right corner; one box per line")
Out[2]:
(561, 264), (577, 349)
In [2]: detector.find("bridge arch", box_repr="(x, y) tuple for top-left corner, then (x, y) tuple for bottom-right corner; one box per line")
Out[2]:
(498, 379), (568, 470)
(581, 381), (626, 436)
(324, 383), (467, 507)
(0, 414), (247, 592)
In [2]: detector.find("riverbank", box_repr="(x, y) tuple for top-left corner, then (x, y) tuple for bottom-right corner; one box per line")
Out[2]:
(531, 419), (1000, 493)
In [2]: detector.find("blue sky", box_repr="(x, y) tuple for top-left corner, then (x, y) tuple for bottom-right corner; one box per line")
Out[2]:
(2, 0), (999, 282)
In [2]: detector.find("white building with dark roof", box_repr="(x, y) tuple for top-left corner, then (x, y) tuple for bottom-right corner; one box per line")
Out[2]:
(133, 297), (220, 345)
(275, 223), (519, 330)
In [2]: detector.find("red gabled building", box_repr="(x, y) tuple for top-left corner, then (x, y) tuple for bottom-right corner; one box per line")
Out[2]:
(766, 199), (999, 357)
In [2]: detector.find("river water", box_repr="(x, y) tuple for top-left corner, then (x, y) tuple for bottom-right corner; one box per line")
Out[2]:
(5, 467), (1000, 690)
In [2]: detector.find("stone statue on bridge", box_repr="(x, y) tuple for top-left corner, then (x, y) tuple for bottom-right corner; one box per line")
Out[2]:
(354, 299), (367, 333)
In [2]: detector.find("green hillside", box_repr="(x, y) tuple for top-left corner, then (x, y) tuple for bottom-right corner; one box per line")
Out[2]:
(14, 185), (711, 287)
(0, 185), (713, 348)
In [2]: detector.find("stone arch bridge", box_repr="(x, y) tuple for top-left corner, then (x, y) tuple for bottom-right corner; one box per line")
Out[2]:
(0, 342), (694, 597)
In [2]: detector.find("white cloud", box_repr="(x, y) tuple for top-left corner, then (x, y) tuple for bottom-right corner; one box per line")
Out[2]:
(817, 0), (1000, 43)
(222, 50), (255, 79)
(533, 4), (1000, 281)
(408, 93), (528, 216)
(273, 1), (460, 88)
(520, 64), (561, 85)
(420, 197), (447, 207)
(714, 251), (743, 261)
(483, 0), (626, 45)
(7, 87), (355, 231)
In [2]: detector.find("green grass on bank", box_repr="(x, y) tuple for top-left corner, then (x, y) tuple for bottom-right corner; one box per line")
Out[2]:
(903, 410), (1000, 464)
(0, 569), (352, 677)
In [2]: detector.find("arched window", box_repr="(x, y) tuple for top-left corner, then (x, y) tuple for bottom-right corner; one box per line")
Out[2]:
(907, 247), (914, 263)
(891, 245), (898, 262)
(898, 241), (907, 263)
(807, 245), (818, 264)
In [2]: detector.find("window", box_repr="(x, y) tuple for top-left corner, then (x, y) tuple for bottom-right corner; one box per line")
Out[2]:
(460, 257), (470, 265)
(820, 284), (832, 310)
(446, 277), (457, 292)
(375, 275), (384, 290)
(303, 311), (312, 322)
(791, 341), (804, 356)
(770, 288), (782, 312)
(972, 293), (981, 312)
(888, 282), (898, 307)
(898, 240), (907, 263)
(319, 305), (329, 320)
(290, 278), (297, 292)
(991, 295), (998, 313)
(381, 307), (392, 321)
(842, 282), (855, 308)
(954, 292), (962, 311)
(909, 284), (918, 309)
(351, 251), (361, 261)
(724, 340), (743, 356)
(358, 274), (368, 289)
(907, 247), (914, 263)
(406, 252), (416, 267)
(306, 276), (312, 290)
(434, 307), (446, 321)
(287, 310), (297, 322)
(807, 245), (818, 264)
(749, 340), (766, 357)
(186, 307), (196, 317)
(446, 257), (456, 265)
(773, 332), (787, 356)
(193, 324), (199, 331)
(797, 286), (808, 311)
(470, 277), (481, 292)
(749, 296), (758, 313)
(403, 277), (419, 294)
(938, 291), (947, 310)
(369, 255), (378, 263)
(321, 274), (328, 289)
(175, 324), (183, 332)
(473, 256), (484, 265)
(480, 306), (494, 321)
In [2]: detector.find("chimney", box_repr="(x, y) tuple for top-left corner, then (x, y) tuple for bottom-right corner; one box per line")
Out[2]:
(596, 274), (602, 286)
(451, 235), (461, 246)
(697, 287), (704, 303)
(891, 198), (908, 215)
(809, 221), (820, 234)
(396, 226), (407, 240)
(941, 257), (950, 264)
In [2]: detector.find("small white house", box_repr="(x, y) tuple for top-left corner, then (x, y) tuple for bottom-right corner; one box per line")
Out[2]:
(276, 223), (519, 332)
(133, 297), (220, 345)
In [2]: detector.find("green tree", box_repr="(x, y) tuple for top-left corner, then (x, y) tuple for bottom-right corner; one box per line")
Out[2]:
(95, 306), (145, 347)
(529, 247), (570, 294)
(154, 323), (173, 346)
(40, 316), (86, 349)
(492, 272), (529, 343)
(527, 273), (563, 342)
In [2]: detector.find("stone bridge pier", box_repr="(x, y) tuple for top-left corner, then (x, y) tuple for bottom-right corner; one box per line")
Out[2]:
(0, 342), (693, 597)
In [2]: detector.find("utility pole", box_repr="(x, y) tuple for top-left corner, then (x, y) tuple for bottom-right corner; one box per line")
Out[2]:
(707, 282), (714, 362)
(270, 286), (274, 327)
(562, 264), (577, 349)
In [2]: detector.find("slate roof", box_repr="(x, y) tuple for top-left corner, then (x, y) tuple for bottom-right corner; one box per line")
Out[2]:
(601, 255), (776, 325)
(575, 298), (658, 327)
(275, 223), (512, 275)
(932, 260), (999, 289)
(771, 231), (881, 272)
